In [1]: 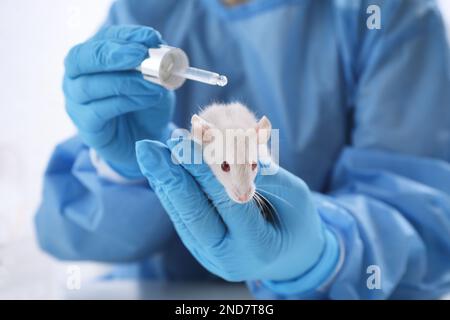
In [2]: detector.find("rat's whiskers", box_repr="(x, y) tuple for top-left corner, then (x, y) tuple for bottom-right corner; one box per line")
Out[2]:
(252, 191), (280, 226)
(255, 188), (295, 210)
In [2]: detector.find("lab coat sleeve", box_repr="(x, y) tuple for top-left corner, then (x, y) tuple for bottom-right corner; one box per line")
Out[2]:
(249, 0), (450, 299)
(35, 136), (176, 262)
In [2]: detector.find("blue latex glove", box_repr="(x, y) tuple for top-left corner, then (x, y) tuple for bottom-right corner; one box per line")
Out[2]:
(136, 138), (340, 286)
(63, 25), (175, 179)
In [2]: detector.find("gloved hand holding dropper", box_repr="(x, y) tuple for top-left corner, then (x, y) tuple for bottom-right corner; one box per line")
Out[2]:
(63, 25), (175, 179)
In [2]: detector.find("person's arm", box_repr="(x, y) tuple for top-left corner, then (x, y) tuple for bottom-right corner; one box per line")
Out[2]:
(249, 0), (450, 299)
(35, 136), (174, 261)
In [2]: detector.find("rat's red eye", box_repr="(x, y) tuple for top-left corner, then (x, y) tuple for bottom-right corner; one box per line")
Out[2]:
(251, 162), (257, 171)
(221, 161), (230, 172)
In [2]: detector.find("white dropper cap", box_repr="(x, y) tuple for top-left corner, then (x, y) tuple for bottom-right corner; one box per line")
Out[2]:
(138, 45), (228, 90)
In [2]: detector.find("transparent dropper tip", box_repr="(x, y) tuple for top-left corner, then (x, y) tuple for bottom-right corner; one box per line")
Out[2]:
(175, 67), (228, 87)
(216, 75), (228, 87)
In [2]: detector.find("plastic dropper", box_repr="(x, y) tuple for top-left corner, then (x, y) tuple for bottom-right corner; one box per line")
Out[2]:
(173, 67), (228, 87)
(139, 45), (228, 90)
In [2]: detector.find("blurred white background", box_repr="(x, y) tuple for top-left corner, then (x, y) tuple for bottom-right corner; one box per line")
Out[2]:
(0, 0), (112, 299)
(0, 0), (449, 299)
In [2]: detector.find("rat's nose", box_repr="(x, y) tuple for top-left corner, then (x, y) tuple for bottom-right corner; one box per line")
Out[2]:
(237, 187), (254, 202)
(238, 194), (249, 202)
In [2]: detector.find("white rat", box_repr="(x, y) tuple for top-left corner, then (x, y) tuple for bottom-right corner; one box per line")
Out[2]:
(191, 102), (271, 204)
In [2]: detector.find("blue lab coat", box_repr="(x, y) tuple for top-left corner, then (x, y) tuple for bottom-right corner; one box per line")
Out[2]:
(35, 0), (450, 299)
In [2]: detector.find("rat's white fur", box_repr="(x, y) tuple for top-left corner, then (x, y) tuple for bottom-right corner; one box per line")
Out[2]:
(191, 102), (271, 203)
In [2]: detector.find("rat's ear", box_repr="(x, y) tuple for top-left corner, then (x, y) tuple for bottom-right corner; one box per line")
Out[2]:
(256, 116), (272, 144)
(191, 114), (215, 143)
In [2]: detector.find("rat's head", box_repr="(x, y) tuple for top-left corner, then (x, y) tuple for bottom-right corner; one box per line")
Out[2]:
(191, 114), (271, 204)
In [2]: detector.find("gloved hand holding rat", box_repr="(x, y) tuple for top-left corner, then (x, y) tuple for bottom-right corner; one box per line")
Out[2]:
(136, 102), (340, 291)
(63, 25), (175, 179)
